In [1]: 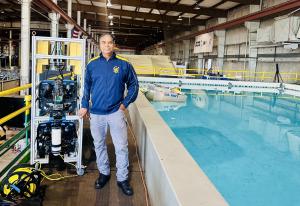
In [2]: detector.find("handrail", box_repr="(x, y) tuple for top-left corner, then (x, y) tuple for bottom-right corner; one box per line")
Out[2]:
(133, 67), (300, 82)
(0, 125), (31, 178)
(0, 125), (30, 157)
(0, 84), (31, 97)
(0, 104), (31, 125)
(0, 144), (30, 178)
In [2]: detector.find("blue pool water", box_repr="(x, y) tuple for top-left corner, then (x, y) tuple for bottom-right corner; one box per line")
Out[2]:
(150, 90), (300, 206)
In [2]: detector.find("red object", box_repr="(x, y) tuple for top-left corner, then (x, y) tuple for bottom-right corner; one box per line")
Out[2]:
(72, 29), (80, 38)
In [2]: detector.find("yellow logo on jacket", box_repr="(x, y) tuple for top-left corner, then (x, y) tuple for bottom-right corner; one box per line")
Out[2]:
(113, 66), (119, 74)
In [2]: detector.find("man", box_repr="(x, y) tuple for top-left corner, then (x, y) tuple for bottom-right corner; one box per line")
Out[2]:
(79, 33), (139, 196)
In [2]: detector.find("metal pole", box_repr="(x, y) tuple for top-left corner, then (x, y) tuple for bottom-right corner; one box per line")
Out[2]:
(24, 95), (31, 145)
(77, 11), (81, 38)
(77, 11), (81, 26)
(49, 0), (59, 69)
(38, 0), (89, 37)
(87, 25), (91, 60)
(49, 0), (59, 37)
(9, 30), (12, 69)
(83, 19), (87, 31)
(96, 35), (99, 55)
(67, 0), (72, 38)
(20, 0), (31, 92)
(91, 32), (94, 57)
(18, 34), (21, 67)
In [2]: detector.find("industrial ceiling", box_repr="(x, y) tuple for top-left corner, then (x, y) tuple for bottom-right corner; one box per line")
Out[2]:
(0, 0), (261, 48)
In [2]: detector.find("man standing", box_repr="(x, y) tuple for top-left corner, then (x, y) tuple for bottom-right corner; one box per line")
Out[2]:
(79, 33), (139, 196)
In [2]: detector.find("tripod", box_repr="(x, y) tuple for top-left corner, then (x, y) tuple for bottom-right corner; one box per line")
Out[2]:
(273, 63), (283, 83)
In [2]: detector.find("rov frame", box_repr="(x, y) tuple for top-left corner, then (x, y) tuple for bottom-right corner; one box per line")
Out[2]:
(30, 36), (86, 175)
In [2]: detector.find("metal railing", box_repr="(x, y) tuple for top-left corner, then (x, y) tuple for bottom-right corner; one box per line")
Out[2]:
(0, 126), (30, 177)
(0, 85), (31, 179)
(134, 67), (300, 82)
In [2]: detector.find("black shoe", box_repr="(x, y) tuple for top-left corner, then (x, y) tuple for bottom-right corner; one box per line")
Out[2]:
(117, 180), (133, 196)
(95, 173), (110, 189)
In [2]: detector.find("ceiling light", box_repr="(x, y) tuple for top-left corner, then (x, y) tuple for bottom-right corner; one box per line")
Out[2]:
(1, 11), (4, 14)
(110, 21), (114, 26)
(177, 16), (183, 21)
(106, 0), (112, 7)
(111, 31), (115, 35)
(195, 4), (201, 10)
(108, 13), (113, 20)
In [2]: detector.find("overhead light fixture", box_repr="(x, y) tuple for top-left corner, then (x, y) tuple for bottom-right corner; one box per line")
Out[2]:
(110, 21), (114, 26)
(108, 13), (113, 20)
(1, 10), (4, 14)
(106, 0), (112, 7)
(111, 31), (115, 35)
(195, 4), (201, 10)
(177, 16), (183, 21)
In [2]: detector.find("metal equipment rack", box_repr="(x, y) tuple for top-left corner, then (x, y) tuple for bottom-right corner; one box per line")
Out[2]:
(30, 36), (86, 175)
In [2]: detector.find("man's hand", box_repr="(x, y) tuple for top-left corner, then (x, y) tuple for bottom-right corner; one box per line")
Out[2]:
(119, 104), (126, 111)
(79, 108), (88, 118)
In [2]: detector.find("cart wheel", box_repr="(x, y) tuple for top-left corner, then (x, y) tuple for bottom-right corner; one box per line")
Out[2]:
(76, 167), (85, 176)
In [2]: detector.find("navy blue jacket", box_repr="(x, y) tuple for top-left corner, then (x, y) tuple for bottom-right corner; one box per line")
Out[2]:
(81, 53), (139, 114)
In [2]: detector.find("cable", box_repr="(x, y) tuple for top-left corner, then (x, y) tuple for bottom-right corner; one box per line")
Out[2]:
(58, 67), (64, 79)
(30, 7), (51, 21)
(39, 169), (77, 182)
(59, 154), (87, 169)
(127, 121), (150, 206)
(287, 8), (300, 17)
(32, 161), (78, 182)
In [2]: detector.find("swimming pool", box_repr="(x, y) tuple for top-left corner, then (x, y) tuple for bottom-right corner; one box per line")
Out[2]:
(151, 90), (300, 206)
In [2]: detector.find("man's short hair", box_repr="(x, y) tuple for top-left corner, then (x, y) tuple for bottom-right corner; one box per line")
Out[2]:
(99, 33), (115, 43)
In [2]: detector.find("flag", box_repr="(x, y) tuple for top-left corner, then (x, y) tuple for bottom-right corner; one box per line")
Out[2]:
(72, 28), (81, 38)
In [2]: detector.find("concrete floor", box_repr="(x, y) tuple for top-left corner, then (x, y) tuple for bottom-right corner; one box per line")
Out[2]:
(42, 115), (149, 206)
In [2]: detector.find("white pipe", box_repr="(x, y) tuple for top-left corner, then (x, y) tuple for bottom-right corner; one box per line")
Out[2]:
(67, 0), (72, 38)
(96, 35), (99, 55)
(91, 32), (94, 56)
(49, 0), (60, 70)
(83, 19), (87, 31)
(20, 0), (31, 91)
(49, 0), (59, 37)
(87, 25), (91, 59)
(243, 31), (248, 80)
(67, 0), (72, 17)
(9, 30), (12, 69)
(50, 13), (58, 37)
(260, 0), (263, 10)
(250, 44), (281, 48)
(94, 34), (97, 55)
(77, 11), (81, 26)
(76, 11), (81, 38)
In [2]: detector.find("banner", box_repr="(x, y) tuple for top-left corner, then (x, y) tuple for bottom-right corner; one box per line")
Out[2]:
(193, 32), (214, 53)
